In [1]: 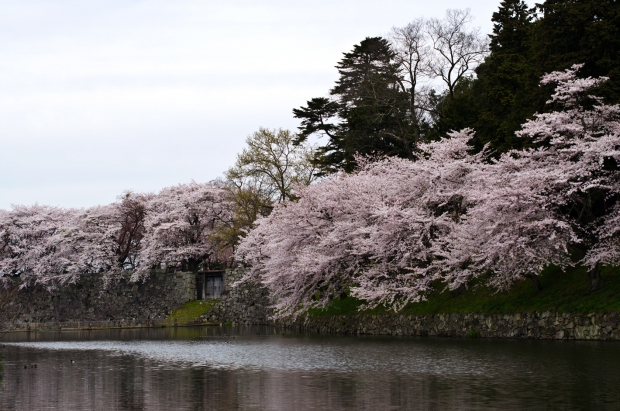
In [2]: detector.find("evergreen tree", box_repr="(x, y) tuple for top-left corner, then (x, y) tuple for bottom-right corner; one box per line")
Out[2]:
(294, 37), (414, 174)
(431, 0), (620, 153)
(489, 0), (533, 54)
(472, 0), (537, 151)
(426, 78), (480, 144)
(533, 0), (620, 103)
(430, 0), (536, 151)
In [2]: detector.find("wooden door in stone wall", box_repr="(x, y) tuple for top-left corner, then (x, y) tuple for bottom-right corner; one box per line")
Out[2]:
(205, 275), (223, 299)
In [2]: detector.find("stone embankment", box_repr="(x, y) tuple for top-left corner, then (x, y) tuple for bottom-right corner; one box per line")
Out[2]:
(191, 273), (620, 342)
(3, 267), (620, 342)
(1, 271), (196, 329)
(206, 269), (271, 325)
(278, 311), (620, 341)
(205, 276), (620, 341)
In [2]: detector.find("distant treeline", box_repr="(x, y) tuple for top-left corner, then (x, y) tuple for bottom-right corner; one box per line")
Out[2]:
(293, 0), (620, 175)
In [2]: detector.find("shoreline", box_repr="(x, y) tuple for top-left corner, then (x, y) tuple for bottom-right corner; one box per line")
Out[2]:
(276, 311), (620, 341)
(4, 311), (620, 341)
(1, 320), (219, 333)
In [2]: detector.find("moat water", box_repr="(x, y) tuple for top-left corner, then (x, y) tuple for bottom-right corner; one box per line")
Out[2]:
(0, 326), (619, 410)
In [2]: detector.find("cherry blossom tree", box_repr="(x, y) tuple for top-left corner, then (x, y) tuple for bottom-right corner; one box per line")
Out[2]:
(237, 130), (490, 316)
(0, 200), (148, 289)
(135, 182), (233, 280)
(35, 192), (152, 286)
(236, 131), (572, 315)
(2, 64), (618, 307)
(237, 65), (620, 315)
(48, 205), (117, 276)
(515, 64), (620, 291)
(432, 65), (617, 294)
(112, 191), (150, 270)
(0, 182), (232, 288)
(0, 205), (74, 289)
(436, 151), (576, 294)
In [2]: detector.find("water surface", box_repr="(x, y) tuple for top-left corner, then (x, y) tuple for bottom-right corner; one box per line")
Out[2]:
(0, 326), (619, 410)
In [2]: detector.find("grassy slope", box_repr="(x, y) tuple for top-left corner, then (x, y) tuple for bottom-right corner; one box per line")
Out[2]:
(309, 265), (620, 317)
(167, 300), (219, 320)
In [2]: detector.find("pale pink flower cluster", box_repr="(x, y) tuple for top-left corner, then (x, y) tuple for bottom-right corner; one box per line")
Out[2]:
(134, 182), (232, 282)
(0, 182), (232, 289)
(237, 65), (620, 317)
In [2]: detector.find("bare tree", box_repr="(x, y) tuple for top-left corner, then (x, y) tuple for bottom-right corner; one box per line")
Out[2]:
(389, 9), (488, 143)
(426, 9), (488, 97)
(390, 19), (428, 145)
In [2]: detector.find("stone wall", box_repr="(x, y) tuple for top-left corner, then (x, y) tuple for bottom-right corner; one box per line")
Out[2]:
(194, 271), (620, 341)
(206, 269), (272, 325)
(278, 311), (620, 341)
(4, 267), (619, 342)
(0, 271), (196, 328)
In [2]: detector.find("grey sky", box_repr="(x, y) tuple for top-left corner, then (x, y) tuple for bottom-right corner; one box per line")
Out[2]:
(0, 0), (522, 209)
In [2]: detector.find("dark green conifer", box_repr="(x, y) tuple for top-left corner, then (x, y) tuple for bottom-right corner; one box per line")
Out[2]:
(294, 37), (414, 174)
(533, 0), (620, 103)
(471, 0), (537, 151)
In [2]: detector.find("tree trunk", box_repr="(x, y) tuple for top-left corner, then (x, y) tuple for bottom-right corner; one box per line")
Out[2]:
(587, 263), (602, 293)
(523, 273), (542, 294)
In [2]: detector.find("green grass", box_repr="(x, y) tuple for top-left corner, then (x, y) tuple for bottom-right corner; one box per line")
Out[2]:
(168, 300), (219, 320)
(308, 265), (620, 317)
(467, 330), (479, 338)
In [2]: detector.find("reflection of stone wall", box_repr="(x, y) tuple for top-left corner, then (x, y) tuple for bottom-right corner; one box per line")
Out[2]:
(278, 311), (620, 341)
(1, 271), (196, 326)
(207, 269), (272, 325)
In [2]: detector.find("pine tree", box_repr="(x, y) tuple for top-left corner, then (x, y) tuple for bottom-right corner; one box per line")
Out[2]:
(431, 0), (620, 153)
(294, 37), (414, 174)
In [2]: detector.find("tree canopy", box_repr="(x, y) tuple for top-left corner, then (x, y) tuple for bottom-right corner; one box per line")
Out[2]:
(294, 11), (487, 174)
(4, 2), (620, 319)
(238, 67), (620, 316)
(435, 0), (620, 152)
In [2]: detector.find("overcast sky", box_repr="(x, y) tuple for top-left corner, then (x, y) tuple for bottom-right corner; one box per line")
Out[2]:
(0, 0), (529, 210)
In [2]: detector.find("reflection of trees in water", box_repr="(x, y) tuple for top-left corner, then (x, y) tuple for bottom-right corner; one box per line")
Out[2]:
(1, 342), (620, 410)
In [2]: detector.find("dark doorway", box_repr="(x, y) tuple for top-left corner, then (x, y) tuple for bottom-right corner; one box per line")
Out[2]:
(196, 275), (204, 300)
(196, 271), (225, 300)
